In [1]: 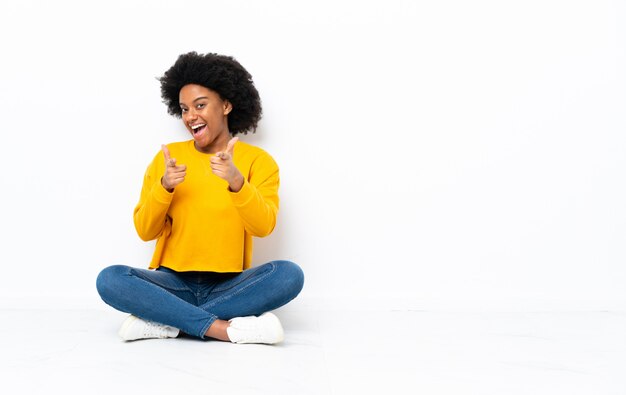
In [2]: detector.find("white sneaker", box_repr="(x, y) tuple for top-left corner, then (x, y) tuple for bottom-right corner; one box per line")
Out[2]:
(118, 315), (180, 341)
(226, 312), (284, 344)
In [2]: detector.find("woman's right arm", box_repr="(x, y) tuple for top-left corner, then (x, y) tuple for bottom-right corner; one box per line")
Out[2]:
(133, 155), (173, 241)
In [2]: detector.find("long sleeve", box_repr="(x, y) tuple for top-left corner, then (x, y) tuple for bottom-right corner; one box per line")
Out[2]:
(133, 154), (174, 241)
(136, 140), (279, 272)
(229, 154), (279, 237)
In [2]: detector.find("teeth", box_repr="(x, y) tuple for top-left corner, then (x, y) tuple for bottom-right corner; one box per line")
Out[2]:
(191, 124), (206, 130)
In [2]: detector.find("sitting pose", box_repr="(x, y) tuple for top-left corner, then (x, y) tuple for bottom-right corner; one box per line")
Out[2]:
(96, 52), (304, 344)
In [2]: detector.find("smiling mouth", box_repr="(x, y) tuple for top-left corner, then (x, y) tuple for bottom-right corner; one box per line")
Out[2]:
(191, 124), (207, 135)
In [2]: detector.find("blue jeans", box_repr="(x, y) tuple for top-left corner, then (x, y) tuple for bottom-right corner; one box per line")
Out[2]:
(96, 260), (304, 339)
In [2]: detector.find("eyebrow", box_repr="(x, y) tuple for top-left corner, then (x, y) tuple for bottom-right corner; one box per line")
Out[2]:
(180, 97), (209, 106)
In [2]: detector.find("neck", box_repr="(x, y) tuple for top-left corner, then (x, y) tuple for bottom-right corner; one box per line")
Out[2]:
(194, 131), (231, 154)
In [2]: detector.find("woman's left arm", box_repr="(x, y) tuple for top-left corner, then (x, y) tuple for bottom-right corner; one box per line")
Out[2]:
(229, 162), (279, 237)
(210, 140), (280, 237)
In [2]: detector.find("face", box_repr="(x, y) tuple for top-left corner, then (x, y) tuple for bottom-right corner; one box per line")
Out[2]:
(179, 84), (232, 154)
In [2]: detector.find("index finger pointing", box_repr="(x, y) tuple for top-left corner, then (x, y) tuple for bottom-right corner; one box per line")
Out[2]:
(162, 144), (174, 166)
(226, 137), (238, 156)
(161, 145), (176, 167)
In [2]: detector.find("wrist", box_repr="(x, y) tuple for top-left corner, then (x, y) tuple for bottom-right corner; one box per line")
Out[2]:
(228, 174), (244, 193)
(161, 177), (174, 193)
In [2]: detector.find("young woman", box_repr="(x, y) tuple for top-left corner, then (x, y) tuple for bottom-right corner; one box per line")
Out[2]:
(96, 52), (304, 344)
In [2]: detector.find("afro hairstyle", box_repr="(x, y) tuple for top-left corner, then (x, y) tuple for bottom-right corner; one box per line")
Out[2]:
(159, 52), (262, 135)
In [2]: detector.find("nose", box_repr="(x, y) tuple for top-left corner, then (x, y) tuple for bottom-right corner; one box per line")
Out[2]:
(184, 108), (198, 123)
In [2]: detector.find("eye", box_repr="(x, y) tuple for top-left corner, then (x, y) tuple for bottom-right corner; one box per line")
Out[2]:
(196, 103), (205, 109)
(181, 108), (188, 113)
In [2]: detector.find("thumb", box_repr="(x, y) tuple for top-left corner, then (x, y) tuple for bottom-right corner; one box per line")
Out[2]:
(226, 137), (238, 156)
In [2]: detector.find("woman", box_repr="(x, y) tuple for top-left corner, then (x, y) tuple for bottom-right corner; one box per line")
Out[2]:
(96, 52), (304, 344)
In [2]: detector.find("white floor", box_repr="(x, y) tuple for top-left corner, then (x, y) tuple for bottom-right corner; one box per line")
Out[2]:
(1, 305), (625, 394)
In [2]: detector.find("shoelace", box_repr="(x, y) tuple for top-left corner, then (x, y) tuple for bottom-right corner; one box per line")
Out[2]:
(231, 323), (278, 343)
(142, 321), (170, 338)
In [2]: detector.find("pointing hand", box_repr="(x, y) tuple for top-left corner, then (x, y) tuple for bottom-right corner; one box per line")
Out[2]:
(161, 144), (187, 192)
(210, 137), (244, 192)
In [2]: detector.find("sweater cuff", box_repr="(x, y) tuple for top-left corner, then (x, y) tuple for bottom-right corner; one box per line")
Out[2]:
(229, 178), (254, 207)
(152, 180), (174, 204)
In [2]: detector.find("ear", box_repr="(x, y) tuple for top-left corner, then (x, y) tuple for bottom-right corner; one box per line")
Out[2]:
(224, 100), (233, 115)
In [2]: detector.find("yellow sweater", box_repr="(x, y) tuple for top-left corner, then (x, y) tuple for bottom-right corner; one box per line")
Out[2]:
(133, 139), (279, 272)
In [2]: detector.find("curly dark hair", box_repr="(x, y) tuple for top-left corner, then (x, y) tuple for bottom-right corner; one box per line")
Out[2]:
(159, 52), (262, 135)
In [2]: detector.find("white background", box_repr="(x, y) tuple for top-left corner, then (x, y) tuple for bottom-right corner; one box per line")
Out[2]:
(0, 0), (624, 311)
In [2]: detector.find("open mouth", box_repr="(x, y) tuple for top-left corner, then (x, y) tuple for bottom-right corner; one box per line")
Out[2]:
(191, 124), (207, 135)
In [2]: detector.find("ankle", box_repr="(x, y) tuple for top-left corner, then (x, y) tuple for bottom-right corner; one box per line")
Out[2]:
(204, 319), (231, 341)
